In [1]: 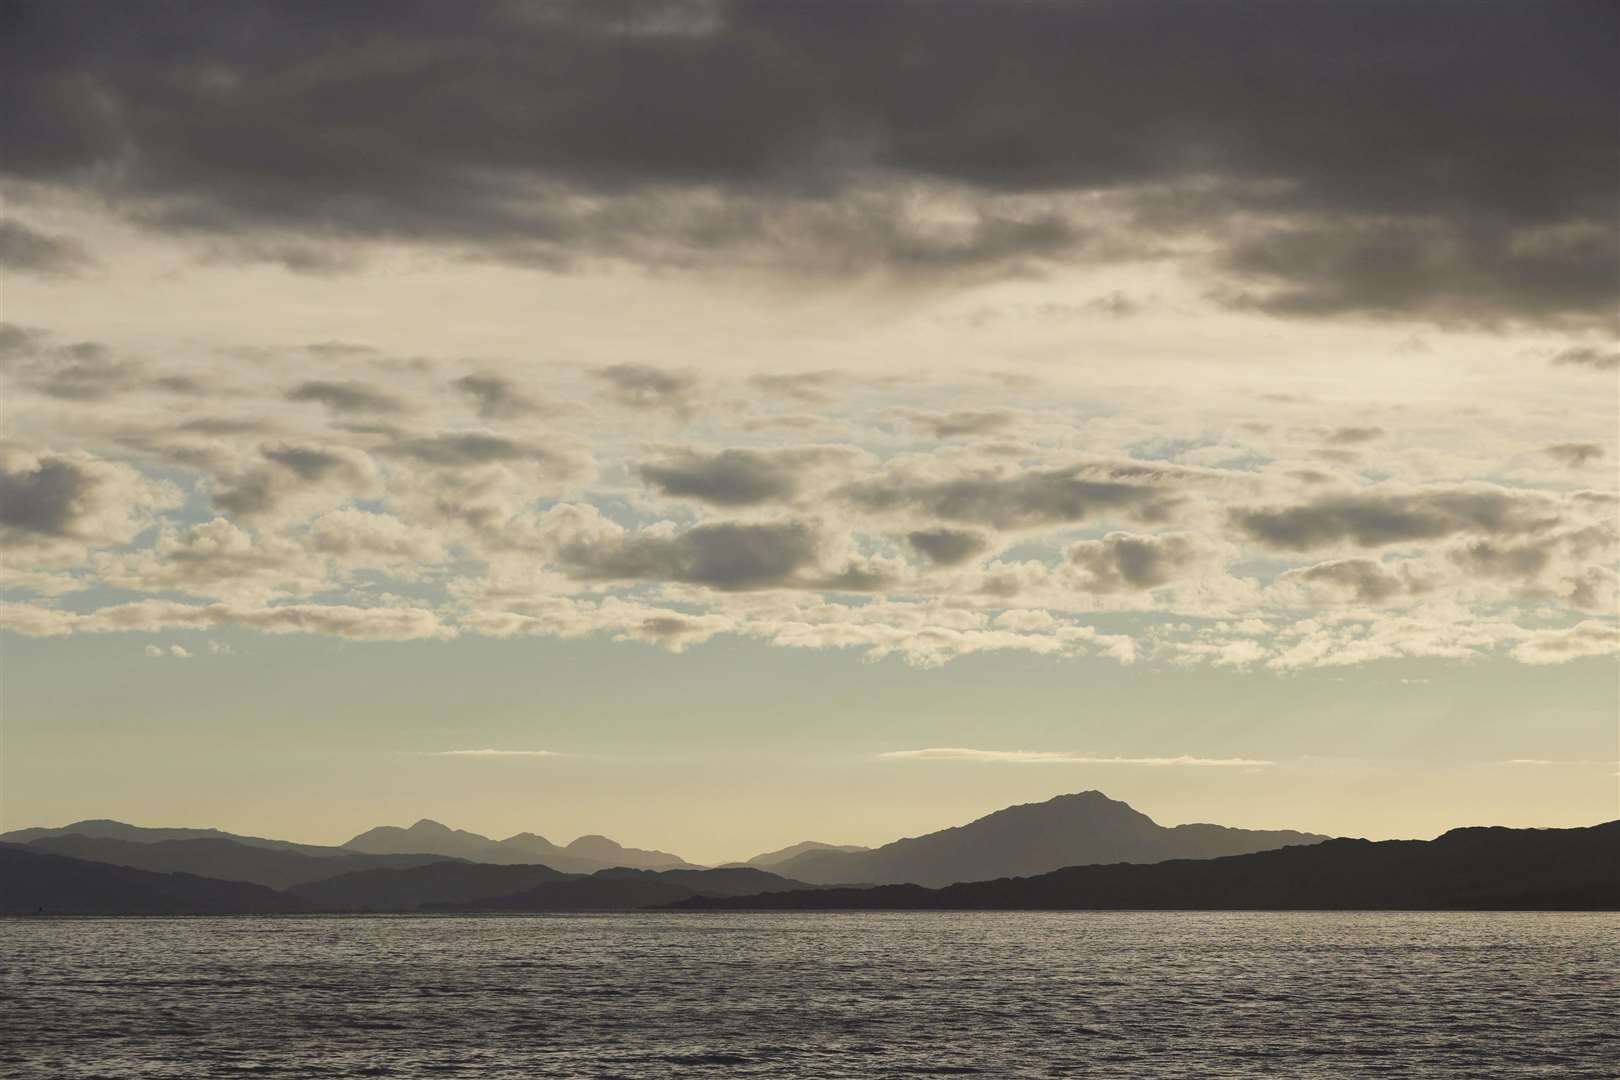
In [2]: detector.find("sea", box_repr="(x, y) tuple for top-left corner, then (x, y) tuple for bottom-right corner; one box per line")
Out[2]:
(2, 911), (1615, 1078)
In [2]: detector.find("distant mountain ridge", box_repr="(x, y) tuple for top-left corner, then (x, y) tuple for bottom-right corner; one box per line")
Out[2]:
(3, 795), (1324, 885)
(674, 823), (1620, 911)
(0, 844), (310, 915)
(0, 819), (348, 858)
(770, 791), (1328, 887)
(11, 822), (1614, 915)
(728, 841), (870, 869)
(0, 842), (806, 915)
(19, 835), (454, 890)
(342, 818), (699, 873)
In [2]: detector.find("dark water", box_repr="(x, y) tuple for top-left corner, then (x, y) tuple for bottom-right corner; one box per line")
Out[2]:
(2, 912), (1616, 1078)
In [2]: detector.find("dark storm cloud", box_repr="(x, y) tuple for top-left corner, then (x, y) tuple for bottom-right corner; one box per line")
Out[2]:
(176, 417), (275, 436)
(748, 371), (840, 404)
(906, 528), (988, 566)
(3, 0), (1612, 322)
(1550, 346), (1620, 372)
(840, 464), (1181, 531)
(1066, 532), (1203, 593)
(637, 448), (802, 506)
(1232, 490), (1560, 552)
(1543, 443), (1604, 468)
(17, 341), (139, 400)
(285, 380), (407, 415)
(892, 409), (1017, 439)
(0, 219), (94, 277)
(1, 324), (124, 398)
(1283, 558), (1428, 603)
(0, 324), (210, 400)
(0, 456), (91, 536)
(592, 364), (700, 415)
(627, 613), (725, 650)
(213, 444), (373, 518)
(1324, 426), (1385, 446)
(211, 472), (278, 518)
(198, 239), (365, 275)
(0, 323), (43, 358)
(261, 445), (351, 481)
(1449, 540), (1551, 582)
(558, 519), (820, 590)
(303, 341), (380, 360)
(452, 374), (547, 420)
(383, 433), (554, 467)
(1218, 218), (1616, 326)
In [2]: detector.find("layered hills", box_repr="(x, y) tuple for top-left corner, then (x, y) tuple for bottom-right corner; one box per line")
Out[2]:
(0, 845), (309, 915)
(4, 799), (1612, 914)
(0, 843), (806, 915)
(675, 822), (1620, 911)
(729, 841), (870, 869)
(21, 834), (451, 890)
(2, 818), (345, 857)
(1, 794), (1324, 889)
(342, 819), (699, 872)
(770, 791), (1327, 887)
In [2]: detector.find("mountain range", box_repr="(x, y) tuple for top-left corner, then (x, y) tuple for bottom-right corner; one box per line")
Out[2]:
(7, 818), (1613, 914)
(768, 791), (1327, 887)
(0, 843), (810, 915)
(19, 834), (452, 890)
(0, 816), (713, 876)
(675, 822), (1620, 911)
(0, 845), (309, 915)
(724, 840), (871, 869)
(341, 818), (700, 872)
(1, 792), (1326, 887)
(1, 818), (346, 857)
(2, 791), (1340, 912)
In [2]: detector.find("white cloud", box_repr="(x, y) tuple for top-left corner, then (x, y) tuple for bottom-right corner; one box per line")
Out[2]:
(4, 600), (450, 641)
(142, 642), (191, 658)
(1510, 621), (1620, 666)
(1, 314), (1614, 673)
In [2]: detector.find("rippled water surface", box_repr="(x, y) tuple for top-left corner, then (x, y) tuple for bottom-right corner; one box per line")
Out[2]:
(2, 912), (1616, 1078)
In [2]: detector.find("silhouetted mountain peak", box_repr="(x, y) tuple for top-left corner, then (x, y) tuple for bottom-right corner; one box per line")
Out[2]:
(919, 791), (1161, 844)
(1, 819), (344, 857)
(675, 822), (1620, 912)
(1006, 790), (1152, 820)
(770, 791), (1328, 887)
(566, 834), (622, 855)
(342, 820), (694, 870)
(736, 840), (870, 868)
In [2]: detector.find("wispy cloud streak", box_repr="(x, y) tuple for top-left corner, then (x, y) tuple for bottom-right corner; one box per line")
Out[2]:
(878, 748), (1273, 767)
(428, 748), (560, 758)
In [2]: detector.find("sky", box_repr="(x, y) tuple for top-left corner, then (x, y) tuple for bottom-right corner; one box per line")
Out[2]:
(1, 0), (1616, 864)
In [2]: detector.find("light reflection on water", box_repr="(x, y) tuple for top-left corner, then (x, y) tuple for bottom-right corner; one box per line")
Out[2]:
(2, 911), (1616, 1078)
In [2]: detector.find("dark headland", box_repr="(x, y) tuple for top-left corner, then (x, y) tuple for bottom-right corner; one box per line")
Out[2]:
(672, 822), (1620, 911)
